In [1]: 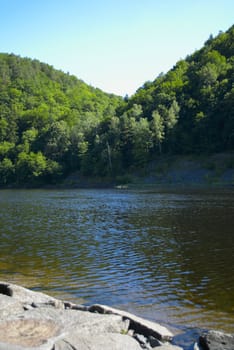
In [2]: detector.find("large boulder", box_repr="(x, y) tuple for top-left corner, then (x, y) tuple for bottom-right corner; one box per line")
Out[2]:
(0, 281), (176, 350)
(199, 330), (234, 350)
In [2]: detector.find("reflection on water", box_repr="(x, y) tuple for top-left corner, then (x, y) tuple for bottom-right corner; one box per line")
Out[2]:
(0, 188), (234, 332)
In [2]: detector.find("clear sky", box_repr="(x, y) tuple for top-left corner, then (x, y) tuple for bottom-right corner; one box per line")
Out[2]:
(1, 0), (233, 96)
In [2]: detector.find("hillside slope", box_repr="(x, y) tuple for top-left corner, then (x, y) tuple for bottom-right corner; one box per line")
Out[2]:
(0, 54), (122, 185)
(124, 25), (234, 155)
(0, 24), (233, 187)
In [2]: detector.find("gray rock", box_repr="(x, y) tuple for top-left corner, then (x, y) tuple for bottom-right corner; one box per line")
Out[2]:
(54, 333), (143, 350)
(0, 318), (60, 348)
(157, 344), (183, 350)
(0, 342), (26, 350)
(148, 335), (162, 347)
(0, 281), (175, 350)
(0, 294), (24, 317)
(0, 281), (64, 308)
(13, 307), (129, 334)
(63, 301), (88, 311)
(134, 333), (150, 348)
(89, 304), (173, 341)
(199, 330), (234, 350)
(0, 311), (130, 350)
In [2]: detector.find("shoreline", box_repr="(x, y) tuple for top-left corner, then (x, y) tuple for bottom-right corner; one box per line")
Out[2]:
(0, 281), (233, 350)
(1, 152), (234, 191)
(0, 153), (234, 190)
(1, 181), (234, 191)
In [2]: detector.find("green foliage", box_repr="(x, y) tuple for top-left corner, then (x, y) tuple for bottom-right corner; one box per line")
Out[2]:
(0, 53), (121, 185)
(131, 117), (153, 166)
(151, 110), (165, 153)
(0, 141), (15, 159)
(16, 151), (47, 183)
(0, 24), (233, 186)
(124, 24), (234, 155)
(0, 158), (14, 185)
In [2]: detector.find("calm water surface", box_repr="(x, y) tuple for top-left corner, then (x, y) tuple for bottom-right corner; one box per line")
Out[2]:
(0, 188), (233, 334)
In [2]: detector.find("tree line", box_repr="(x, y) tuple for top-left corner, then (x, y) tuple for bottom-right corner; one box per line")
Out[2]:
(0, 24), (233, 186)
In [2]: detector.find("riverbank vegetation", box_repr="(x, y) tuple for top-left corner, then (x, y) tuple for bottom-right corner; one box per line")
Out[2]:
(0, 25), (233, 187)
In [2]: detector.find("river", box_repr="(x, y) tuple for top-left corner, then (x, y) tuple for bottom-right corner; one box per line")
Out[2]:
(0, 188), (233, 335)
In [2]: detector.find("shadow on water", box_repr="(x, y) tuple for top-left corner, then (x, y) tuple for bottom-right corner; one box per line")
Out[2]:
(0, 188), (234, 335)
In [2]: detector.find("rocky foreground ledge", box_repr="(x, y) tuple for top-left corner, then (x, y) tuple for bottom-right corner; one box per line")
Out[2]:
(0, 282), (233, 350)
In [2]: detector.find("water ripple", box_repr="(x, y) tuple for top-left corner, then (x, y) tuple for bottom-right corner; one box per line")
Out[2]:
(0, 189), (234, 332)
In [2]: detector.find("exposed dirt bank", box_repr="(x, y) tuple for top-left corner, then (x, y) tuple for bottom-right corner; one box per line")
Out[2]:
(62, 153), (234, 189)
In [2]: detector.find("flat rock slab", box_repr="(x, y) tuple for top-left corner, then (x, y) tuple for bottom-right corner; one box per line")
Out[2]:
(89, 304), (173, 341)
(54, 333), (143, 350)
(0, 293), (24, 318)
(0, 281), (63, 308)
(0, 318), (60, 347)
(0, 281), (175, 350)
(0, 308), (130, 349)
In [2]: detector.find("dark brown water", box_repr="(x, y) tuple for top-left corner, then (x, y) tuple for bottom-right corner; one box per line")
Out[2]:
(0, 188), (233, 334)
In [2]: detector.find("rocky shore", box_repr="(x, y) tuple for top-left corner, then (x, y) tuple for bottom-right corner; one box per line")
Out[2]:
(0, 281), (233, 350)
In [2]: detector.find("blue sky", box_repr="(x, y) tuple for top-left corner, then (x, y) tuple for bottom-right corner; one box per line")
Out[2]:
(1, 0), (233, 96)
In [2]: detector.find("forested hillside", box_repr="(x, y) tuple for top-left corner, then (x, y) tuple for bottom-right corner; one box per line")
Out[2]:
(0, 54), (121, 185)
(0, 25), (233, 186)
(124, 24), (234, 156)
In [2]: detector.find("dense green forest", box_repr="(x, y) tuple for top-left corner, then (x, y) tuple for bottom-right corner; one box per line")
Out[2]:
(0, 25), (233, 186)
